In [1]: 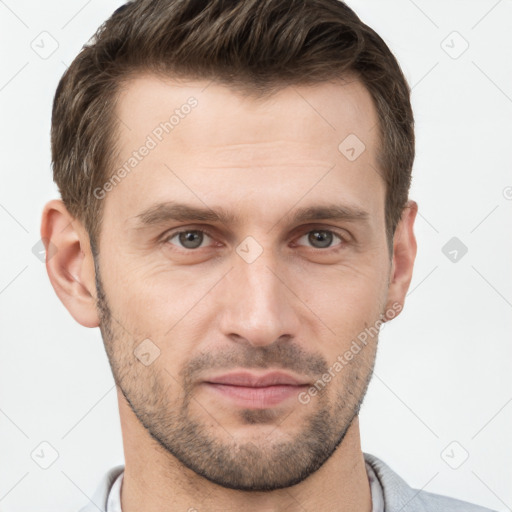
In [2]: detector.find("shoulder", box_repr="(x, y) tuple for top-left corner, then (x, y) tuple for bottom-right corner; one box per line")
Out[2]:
(78, 465), (125, 512)
(363, 453), (497, 512)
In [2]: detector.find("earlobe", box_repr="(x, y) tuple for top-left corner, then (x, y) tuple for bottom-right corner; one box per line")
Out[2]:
(384, 200), (418, 321)
(40, 199), (100, 328)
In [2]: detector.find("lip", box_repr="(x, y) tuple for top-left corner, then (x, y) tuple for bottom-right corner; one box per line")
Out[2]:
(204, 370), (310, 387)
(202, 371), (310, 409)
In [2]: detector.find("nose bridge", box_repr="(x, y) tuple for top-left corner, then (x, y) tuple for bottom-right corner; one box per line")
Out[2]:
(239, 247), (281, 304)
(219, 238), (298, 346)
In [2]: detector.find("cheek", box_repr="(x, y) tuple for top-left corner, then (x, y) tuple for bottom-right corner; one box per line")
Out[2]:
(104, 260), (220, 342)
(300, 262), (388, 347)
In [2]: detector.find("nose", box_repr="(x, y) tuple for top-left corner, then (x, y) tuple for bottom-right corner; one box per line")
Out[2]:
(218, 246), (301, 348)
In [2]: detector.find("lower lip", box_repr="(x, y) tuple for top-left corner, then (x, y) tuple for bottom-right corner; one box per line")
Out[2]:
(203, 383), (308, 409)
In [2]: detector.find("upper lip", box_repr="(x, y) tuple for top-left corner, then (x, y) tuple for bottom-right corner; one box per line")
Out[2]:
(204, 371), (310, 387)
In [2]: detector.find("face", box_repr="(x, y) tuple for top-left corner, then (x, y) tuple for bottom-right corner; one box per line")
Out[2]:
(94, 74), (393, 491)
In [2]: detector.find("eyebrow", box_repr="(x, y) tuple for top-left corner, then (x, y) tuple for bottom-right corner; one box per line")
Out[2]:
(132, 201), (370, 228)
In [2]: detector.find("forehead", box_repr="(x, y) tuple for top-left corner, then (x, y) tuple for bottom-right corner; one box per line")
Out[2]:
(105, 73), (384, 231)
(115, 73), (379, 155)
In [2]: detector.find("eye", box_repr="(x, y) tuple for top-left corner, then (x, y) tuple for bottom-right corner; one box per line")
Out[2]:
(164, 229), (215, 250)
(161, 227), (348, 252)
(295, 228), (346, 250)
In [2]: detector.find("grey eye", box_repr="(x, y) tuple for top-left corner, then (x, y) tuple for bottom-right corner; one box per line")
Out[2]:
(168, 230), (210, 249)
(297, 230), (343, 249)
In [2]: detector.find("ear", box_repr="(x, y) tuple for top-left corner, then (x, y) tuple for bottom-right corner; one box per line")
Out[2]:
(383, 199), (418, 321)
(40, 199), (100, 328)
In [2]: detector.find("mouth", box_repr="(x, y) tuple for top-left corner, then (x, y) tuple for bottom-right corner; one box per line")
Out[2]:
(202, 370), (310, 409)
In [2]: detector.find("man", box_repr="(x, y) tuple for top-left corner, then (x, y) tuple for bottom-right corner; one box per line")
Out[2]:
(41, 0), (496, 510)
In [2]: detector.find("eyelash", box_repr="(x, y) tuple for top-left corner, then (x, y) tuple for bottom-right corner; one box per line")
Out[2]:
(160, 226), (349, 252)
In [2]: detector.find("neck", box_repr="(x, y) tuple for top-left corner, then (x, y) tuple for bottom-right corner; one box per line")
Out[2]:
(118, 389), (372, 512)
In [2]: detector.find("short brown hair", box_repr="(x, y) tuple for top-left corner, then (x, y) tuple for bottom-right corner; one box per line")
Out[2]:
(51, 0), (414, 256)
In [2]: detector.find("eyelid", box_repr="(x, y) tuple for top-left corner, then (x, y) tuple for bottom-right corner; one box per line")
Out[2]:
(160, 224), (350, 250)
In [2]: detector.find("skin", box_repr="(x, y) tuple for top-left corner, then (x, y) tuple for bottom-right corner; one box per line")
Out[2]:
(41, 74), (417, 512)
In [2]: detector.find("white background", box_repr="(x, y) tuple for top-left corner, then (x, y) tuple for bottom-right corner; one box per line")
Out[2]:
(0, 0), (511, 510)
